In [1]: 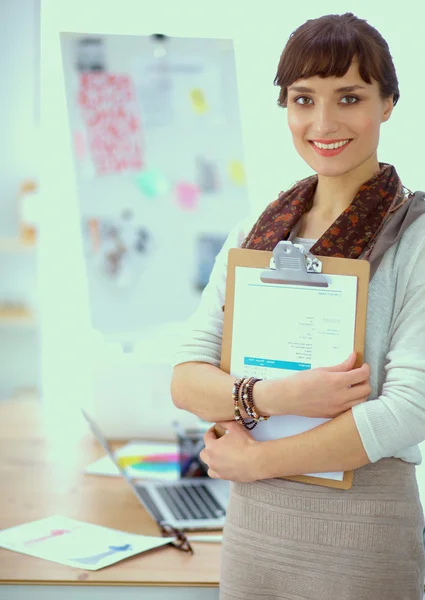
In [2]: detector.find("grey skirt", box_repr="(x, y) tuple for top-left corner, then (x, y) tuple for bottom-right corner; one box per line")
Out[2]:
(219, 458), (424, 600)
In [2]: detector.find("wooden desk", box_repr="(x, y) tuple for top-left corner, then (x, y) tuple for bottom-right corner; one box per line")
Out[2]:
(0, 399), (221, 599)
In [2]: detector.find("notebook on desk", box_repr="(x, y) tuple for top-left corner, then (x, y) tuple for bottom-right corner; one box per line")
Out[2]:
(82, 409), (229, 531)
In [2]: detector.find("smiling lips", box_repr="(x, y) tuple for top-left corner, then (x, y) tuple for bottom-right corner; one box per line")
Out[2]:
(310, 139), (353, 157)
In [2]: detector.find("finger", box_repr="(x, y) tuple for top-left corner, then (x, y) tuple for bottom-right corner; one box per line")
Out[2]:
(323, 351), (357, 372)
(208, 469), (220, 479)
(214, 421), (245, 438)
(217, 421), (236, 431)
(342, 363), (370, 386)
(212, 423), (228, 438)
(204, 428), (217, 445)
(346, 383), (372, 404)
(222, 421), (244, 434)
(228, 421), (254, 439)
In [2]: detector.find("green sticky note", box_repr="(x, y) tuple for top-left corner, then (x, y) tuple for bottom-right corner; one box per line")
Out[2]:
(134, 169), (170, 198)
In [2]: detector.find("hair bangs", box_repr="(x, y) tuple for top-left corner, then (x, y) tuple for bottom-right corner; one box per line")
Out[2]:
(292, 34), (362, 82)
(274, 13), (399, 108)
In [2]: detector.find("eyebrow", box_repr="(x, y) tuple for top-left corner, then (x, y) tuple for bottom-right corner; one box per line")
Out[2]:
(288, 85), (367, 94)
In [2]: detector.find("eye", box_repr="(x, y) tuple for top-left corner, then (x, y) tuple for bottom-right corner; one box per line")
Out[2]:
(294, 96), (313, 105)
(341, 95), (360, 104)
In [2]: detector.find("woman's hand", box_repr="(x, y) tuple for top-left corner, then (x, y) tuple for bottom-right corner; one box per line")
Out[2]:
(257, 352), (371, 419)
(200, 421), (262, 482)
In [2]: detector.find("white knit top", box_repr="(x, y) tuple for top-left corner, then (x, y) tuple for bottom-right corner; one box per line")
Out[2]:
(172, 210), (425, 465)
(293, 236), (317, 252)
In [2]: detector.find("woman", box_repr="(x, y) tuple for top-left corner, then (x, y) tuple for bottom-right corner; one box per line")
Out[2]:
(171, 12), (425, 600)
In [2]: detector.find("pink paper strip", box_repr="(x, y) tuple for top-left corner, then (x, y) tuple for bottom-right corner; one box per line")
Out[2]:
(78, 73), (143, 175)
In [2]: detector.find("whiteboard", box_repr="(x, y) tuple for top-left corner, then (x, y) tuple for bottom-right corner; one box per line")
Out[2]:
(60, 33), (250, 337)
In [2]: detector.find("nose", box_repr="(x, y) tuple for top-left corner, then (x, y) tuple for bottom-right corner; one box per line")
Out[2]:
(312, 103), (340, 136)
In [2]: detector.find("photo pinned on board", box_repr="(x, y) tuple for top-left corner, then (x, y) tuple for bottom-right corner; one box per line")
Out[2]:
(195, 156), (220, 193)
(75, 37), (106, 73)
(121, 208), (152, 256)
(81, 212), (154, 287)
(136, 57), (174, 129)
(194, 234), (227, 292)
(134, 228), (151, 254)
(99, 224), (127, 279)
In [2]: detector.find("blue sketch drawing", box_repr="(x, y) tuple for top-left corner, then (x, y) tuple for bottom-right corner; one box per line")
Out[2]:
(69, 543), (133, 565)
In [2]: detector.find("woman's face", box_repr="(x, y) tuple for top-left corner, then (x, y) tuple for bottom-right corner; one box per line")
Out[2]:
(286, 59), (393, 178)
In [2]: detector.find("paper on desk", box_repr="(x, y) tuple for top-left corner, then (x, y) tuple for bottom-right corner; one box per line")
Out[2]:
(84, 441), (180, 481)
(0, 515), (173, 571)
(231, 268), (358, 481)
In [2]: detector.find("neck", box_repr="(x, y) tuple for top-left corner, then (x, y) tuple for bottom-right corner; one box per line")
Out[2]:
(312, 156), (381, 219)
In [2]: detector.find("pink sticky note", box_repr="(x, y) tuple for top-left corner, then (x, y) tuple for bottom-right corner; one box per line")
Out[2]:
(175, 182), (200, 211)
(74, 131), (86, 161)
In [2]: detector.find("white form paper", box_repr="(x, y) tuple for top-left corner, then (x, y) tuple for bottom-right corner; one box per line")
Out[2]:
(230, 267), (358, 481)
(0, 515), (173, 571)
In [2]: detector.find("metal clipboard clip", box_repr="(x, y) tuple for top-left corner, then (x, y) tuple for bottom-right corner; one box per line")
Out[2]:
(260, 241), (329, 288)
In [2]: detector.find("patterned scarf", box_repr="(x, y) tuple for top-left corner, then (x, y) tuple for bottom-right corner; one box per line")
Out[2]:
(241, 162), (410, 260)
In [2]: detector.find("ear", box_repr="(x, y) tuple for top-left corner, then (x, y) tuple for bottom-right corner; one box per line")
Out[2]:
(381, 96), (394, 123)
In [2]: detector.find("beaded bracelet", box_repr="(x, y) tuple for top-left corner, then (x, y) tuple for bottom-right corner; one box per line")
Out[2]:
(232, 377), (245, 427)
(240, 377), (254, 421)
(243, 377), (270, 423)
(232, 377), (257, 430)
(239, 378), (258, 430)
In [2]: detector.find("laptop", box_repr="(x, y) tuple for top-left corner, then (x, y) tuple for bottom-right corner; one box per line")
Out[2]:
(82, 409), (230, 531)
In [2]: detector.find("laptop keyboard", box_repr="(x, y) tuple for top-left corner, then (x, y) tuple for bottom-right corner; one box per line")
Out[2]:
(155, 484), (226, 521)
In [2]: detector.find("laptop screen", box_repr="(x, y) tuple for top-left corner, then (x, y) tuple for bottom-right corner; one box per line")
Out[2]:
(81, 409), (152, 499)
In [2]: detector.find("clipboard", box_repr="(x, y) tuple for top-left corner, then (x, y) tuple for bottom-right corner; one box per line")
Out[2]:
(214, 241), (370, 490)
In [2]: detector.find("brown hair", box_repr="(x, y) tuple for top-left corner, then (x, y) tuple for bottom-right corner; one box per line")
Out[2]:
(274, 13), (400, 108)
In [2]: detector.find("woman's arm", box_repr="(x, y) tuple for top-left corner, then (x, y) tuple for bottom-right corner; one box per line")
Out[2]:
(172, 358), (370, 423)
(171, 362), (276, 422)
(257, 409), (370, 479)
(201, 410), (369, 483)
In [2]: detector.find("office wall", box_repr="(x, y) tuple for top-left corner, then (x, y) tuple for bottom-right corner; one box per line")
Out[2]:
(0, 0), (39, 233)
(0, 0), (40, 398)
(40, 0), (425, 500)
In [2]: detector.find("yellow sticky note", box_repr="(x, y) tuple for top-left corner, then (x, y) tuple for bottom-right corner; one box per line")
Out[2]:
(229, 160), (245, 186)
(190, 88), (208, 114)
